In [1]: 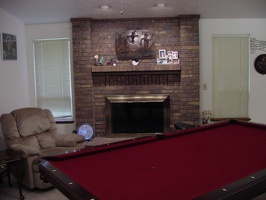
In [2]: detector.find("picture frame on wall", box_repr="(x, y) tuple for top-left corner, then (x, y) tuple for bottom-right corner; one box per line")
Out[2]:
(159, 49), (166, 58)
(172, 51), (178, 59)
(167, 51), (173, 56)
(167, 54), (173, 64)
(1, 33), (17, 60)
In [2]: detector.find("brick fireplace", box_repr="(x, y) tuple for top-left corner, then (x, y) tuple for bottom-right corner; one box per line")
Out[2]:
(71, 15), (200, 137)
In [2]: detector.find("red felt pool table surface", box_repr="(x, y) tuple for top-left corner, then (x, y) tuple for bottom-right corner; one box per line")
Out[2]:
(39, 120), (266, 200)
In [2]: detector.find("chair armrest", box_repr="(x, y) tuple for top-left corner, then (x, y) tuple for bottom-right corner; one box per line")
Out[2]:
(9, 144), (40, 158)
(55, 134), (85, 147)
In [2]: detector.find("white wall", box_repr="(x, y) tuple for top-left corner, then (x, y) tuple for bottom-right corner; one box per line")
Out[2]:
(199, 19), (266, 124)
(0, 8), (29, 113)
(0, 8), (29, 150)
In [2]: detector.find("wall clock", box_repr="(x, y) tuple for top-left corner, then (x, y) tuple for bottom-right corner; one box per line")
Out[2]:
(254, 54), (266, 75)
(77, 123), (94, 140)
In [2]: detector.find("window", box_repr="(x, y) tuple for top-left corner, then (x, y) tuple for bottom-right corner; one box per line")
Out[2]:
(34, 39), (72, 119)
(212, 35), (249, 119)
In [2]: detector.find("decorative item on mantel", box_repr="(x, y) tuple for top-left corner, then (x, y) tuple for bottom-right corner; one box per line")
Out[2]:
(131, 58), (139, 66)
(94, 54), (104, 66)
(107, 58), (116, 66)
(157, 50), (180, 65)
(202, 110), (212, 124)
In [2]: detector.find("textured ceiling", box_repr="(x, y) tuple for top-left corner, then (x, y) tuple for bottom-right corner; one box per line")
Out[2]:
(0, 0), (266, 24)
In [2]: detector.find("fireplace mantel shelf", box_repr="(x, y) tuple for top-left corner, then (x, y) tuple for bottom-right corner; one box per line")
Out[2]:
(91, 65), (181, 73)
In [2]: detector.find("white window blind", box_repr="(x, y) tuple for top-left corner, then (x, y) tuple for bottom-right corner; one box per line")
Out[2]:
(212, 35), (249, 118)
(34, 39), (72, 119)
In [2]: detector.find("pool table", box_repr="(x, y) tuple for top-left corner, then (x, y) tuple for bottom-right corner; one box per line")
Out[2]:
(39, 120), (266, 200)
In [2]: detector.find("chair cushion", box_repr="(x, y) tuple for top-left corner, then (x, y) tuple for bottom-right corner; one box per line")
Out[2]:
(11, 107), (51, 137)
(20, 135), (41, 149)
(36, 132), (56, 149)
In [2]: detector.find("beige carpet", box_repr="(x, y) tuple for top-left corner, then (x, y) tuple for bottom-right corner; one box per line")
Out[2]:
(0, 176), (67, 200)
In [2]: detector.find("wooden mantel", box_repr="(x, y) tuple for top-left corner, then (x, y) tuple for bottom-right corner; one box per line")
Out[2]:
(91, 65), (181, 73)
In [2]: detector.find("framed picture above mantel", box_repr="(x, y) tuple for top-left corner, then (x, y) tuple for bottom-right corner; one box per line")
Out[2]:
(115, 29), (156, 60)
(1, 33), (17, 60)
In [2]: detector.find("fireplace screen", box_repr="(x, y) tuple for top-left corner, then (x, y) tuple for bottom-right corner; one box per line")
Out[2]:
(106, 95), (169, 135)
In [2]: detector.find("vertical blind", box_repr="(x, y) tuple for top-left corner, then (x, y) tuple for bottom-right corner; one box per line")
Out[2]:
(212, 35), (249, 118)
(34, 39), (72, 118)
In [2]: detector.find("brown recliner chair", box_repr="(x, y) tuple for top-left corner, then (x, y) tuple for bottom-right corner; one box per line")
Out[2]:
(1, 107), (85, 189)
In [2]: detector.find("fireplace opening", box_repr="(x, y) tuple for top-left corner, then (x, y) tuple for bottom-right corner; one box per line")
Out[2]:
(112, 102), (163, 133)
(106, 95), (170, 135)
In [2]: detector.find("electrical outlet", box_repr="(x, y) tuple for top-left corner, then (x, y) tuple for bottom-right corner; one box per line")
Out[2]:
(203, 83), (207, 90)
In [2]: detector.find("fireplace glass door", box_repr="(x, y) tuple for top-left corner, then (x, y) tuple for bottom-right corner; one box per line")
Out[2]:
(112, 102), (164, 133)
(106, 95), (169, 135)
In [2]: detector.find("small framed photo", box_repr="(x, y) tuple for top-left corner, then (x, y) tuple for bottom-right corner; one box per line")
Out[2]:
(162, 59), (168, 64)
(159, 49), (166, 58)
(173, 59), (180, 64)
(167, 54), (173, 64)
(157, 58), (164, 64)
(172, 51), (178, 59)
(1, 33), (17, 60)
(167, 51), (173, 56)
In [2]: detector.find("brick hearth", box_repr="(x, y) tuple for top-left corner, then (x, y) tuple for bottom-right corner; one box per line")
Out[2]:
(71, 15), (200, 137)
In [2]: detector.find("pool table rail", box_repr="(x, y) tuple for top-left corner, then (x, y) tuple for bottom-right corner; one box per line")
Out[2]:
(195, 168), (266, 200)
(40, 160), (98, 200)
